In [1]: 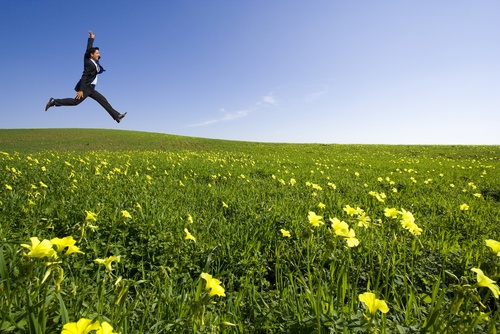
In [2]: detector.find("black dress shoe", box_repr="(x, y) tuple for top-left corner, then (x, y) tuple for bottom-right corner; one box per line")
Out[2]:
(45, 98), (55, 111)
(116, 112), (127, 123)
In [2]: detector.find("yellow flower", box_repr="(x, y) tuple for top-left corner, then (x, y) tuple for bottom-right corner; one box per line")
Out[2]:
(85, 210), (98, 222)
(21, 237), (57, 259)
(187, 214), (193, 223)
(39, 181), (48, 188)
(330, 218), (349, 235)
(401, 220), (422, 235)
(209, 282), (226, 297)
(5, 184), (12, 191)
(201, 272), (226, 297)
(460, 204), (469, 211)
(312, 183), (322, 191)
(486, 239), (500, 256)
(344, 232), (360, 247)
(384, 208), (399, 219)
(317, 202), (326, 209)
(95, 255), (121, 271)
(222, 201), (229, 208)
(369, 191), (386, 203)
(184, 228), (196, 242)
(308, 211), (324, 227)
(280, 229), (291, 238)
(343, 205), (358, 216)
(331, 218), (359, 247)
(61, 318), (101, 334)
(96, 321), (118, 334)
(121, 210), (132, 219)
(399, 209), (415, 222)
(359, 292), (389, 315)
(337, 227), (359, 247)
(471, 268), (500, 298)
(50, 236), (84, 256)
(357, 213), (371, 228)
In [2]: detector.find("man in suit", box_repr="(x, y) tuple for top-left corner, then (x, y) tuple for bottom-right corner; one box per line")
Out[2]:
(45, 30), (127, 123)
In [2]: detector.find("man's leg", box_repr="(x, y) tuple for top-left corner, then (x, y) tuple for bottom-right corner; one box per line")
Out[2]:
(45, 94), (87, 111)
(88, 90), (122, 121)
(53, 95), (87, 107)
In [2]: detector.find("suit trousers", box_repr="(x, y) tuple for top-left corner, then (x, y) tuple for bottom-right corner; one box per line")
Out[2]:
(54, 85), (121, 120)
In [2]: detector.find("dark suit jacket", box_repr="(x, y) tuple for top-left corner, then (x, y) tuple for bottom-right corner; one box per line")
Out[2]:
(74, 38), (106, 93)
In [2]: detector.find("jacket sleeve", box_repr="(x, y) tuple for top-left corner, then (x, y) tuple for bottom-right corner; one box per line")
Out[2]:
(85, 38), (94, 58)
(75, 38), (96, 92)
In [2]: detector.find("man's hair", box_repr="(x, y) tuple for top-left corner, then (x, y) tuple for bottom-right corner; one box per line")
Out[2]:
(85, 47), (100, 59)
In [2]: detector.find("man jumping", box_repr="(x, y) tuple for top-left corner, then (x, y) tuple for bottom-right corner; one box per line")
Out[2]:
(45, 30), (127, 123)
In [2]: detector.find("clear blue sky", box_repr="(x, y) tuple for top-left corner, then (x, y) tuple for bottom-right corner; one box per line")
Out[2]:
(1, 1), (499, 144)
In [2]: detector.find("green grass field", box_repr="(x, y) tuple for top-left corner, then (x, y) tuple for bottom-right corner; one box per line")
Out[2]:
(1, 129), (499, 333)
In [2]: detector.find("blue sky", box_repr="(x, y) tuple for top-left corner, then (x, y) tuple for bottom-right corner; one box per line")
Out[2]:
(1, 1), (499, 144)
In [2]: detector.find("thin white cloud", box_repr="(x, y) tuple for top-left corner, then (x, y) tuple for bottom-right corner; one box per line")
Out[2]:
(189, 108), (254, 127)
(261, 94), (277, 105)
(189, 93), (276, 127)
(304, 85), (328, 102)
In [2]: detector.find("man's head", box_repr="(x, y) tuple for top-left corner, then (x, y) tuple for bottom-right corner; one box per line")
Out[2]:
(86, 47), (101, 61)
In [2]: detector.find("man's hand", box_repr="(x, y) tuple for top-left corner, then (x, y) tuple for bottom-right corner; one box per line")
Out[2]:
(88, 30), (95, 39)
(75, 91), (84, 99)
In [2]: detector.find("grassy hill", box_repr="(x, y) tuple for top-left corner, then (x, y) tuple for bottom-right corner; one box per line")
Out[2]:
(1, 128), (499, 160)
(0, 128), (260, 153)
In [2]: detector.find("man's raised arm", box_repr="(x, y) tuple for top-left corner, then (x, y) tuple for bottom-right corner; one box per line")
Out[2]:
(85, 30), (95, 54)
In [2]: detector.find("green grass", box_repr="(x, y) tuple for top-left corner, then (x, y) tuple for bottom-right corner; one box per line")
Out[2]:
(0, 128), (259, 152)
(1, 129), (499, 333)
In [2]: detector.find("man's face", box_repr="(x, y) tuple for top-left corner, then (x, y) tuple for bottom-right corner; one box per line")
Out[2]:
(90, 50), (100, 61)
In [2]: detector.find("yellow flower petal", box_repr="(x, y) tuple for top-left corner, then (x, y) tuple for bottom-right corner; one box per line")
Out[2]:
(95, 255), (120, 271)
(486, 239), (500, 256)
(61, 318), (100, 334)
(85, 211), (98, 222)
(308, 211), (324, 227)
(121, 210), (132, 219)
(359, 292), (389, 314)
(96, 321), (118, 334)
(384, 208), (398, 219)
(201, 272), (226, 297)
(21, 237), (57, 259)
(343, 205), (358, 216)
(472, 268), (500, 298)
(280, 229), (291, 237)
(184, 228), (196, 242)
